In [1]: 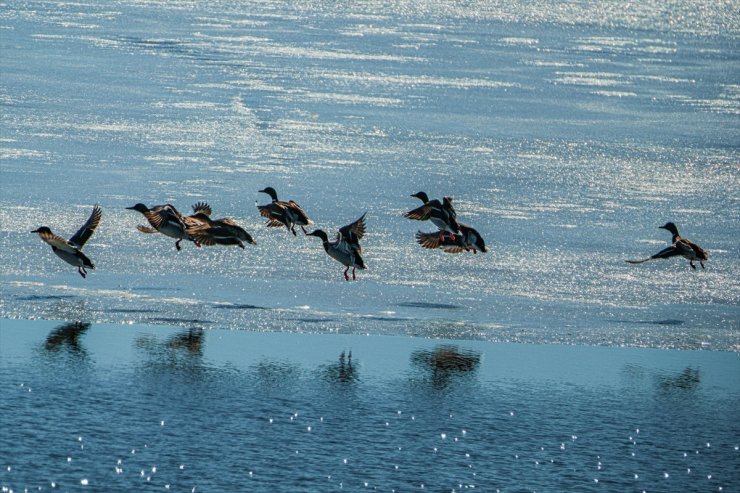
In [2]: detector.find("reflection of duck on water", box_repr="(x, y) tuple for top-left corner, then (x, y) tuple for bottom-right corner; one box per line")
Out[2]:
(322, 350), (358, 384)
(658, 367), (701, 392)
(411, 345), (480, 389)
(166, 328), (204, 355)
(44, 321), (91, 353)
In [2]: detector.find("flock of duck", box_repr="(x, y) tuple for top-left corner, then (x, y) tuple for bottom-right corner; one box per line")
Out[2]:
(31, 187), (709, 280)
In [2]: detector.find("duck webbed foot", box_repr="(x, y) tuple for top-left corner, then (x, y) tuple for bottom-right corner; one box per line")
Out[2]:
(343, 267), (350, 281)
(175, 239), (182, 251)
(78, 267), (87, 278)
(352, 267), (357, 280)
(690, 261), (696, 269)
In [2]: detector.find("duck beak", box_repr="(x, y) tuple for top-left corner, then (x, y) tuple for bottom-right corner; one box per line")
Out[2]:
(31, 229), (39, 233)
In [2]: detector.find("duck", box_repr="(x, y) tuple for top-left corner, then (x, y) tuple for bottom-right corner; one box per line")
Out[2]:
(32, 205), (102, 278)
(626, 222), (709, 269)
(404, 192), (461, 239)
(416, 223), (487, 254)
(186, 211), (256, 249)
(127, 202), (208, 250)
(257, 186), (312, 235)
(307, 213), (367, 281)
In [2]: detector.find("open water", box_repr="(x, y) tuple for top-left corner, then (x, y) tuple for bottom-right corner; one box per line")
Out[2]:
(0, 1), (739, 490)
(1, 319), (739, 492)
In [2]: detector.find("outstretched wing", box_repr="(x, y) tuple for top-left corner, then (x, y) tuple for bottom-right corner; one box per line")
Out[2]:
(191, 201), (212, 216)
(144, 205), (184, 231)
(258, 203), (288, 224)
(38, 230), (80, 253)
(188, 230), (218, 246)
(339, 213), (366, 243)
(136, 225), (158, 234)
(415, 230), (466, 253)
(442, 196), (457, 218)
(415, 231), (443, 250)
(626, 241), (692, 264)
(69, 205), (102, 248)
(625, 258), (651, 264)
(404, 204), (433, 221)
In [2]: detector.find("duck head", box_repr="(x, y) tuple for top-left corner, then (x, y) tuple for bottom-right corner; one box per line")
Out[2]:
(659, 222), (679, 236)
(126, 203), (149, 214)
(31, 226), (52, 235)
(306, 229), (329, 242)
(410, 191), (429, 204)
(259, 187), (279, 201)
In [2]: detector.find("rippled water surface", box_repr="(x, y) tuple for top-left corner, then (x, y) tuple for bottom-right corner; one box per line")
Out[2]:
(1, 319), (739, 492)
(1, 0), (739, 348)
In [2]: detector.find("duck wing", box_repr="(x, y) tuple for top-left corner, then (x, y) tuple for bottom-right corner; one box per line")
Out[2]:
(286, 201), (312, 224)
(404, 203), (434, 221)
(202, 219), (256, 245)
(442, 196), (458, 217)
(191, 201), (212, 216)
(627, 238), (694, 264)
(144, 205), (185, 231)
(69, 205), (102, 249)
(188, 230), (218, 246)
(136, 225), (158, 234)
(339, 213), (366, 243)
(38, 230), (80, 253)
(415, 231), (443, 250)
(686, 239), (709, 260)
(415, 230), (466, 253)
(258, 202), (288, 223)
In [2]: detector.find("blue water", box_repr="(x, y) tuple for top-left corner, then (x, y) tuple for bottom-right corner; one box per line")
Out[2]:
(0, 2), (739, 488)
(1, 319), (739, 492)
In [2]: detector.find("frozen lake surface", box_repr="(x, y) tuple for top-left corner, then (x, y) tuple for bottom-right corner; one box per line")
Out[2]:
(1, 319), (739, 492)
(1, 0), (739, 348)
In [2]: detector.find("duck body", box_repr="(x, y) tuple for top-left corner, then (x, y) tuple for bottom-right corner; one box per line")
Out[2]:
(416, 222), (487, 253)
(257, 187), (312, 235)
(32, 205), (102, 278)
(127, 203), (195, 250)
(627, 222), (709, 269)
(307, 214), (367, 280)
(405, 192), (461, 238)
(187, 212), (256, 249)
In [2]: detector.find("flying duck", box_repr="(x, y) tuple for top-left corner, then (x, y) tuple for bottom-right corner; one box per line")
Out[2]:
(307, 213), (367, 281)
(32, 205), (102, 278)
(127, 202), (208, 250)
(404, 192), (461, 239)
(416, 223), (487, 253)
(626, 222), (709, 269)
(257, 187), (312, 235)
(186, 212), (256, 249)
